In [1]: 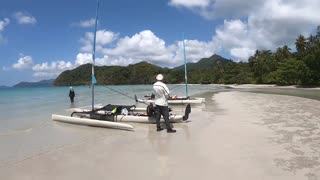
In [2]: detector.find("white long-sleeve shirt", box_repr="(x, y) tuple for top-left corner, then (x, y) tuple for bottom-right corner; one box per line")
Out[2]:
(153, 81), (170, 106)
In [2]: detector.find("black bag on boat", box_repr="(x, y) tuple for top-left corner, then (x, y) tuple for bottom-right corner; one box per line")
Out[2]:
(146, 103), (156, 117)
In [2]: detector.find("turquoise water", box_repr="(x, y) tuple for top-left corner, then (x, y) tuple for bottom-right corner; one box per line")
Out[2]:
(0, 84), (223, 132)
(1, 84), (319, 133)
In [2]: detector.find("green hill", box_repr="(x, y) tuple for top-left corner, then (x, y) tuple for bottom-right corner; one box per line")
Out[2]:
(54, 64), (92, 86)
(54, 54), (234, 86)
(54, 61), (165, 86)
(174, 54), (231, 71)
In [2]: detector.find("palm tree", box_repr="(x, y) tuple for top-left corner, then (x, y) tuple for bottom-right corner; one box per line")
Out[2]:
(282, 45), (291, 59)
(316, 26), (320, 43)
(249, 50), (274, 83)
(275, 45), (291, 61)
(248, 50), (261, 66)
(260, 50), (272, 58)
(307, 35), (317, 52)
(275, 47), (284, 62)
(295, 35), (307, 55)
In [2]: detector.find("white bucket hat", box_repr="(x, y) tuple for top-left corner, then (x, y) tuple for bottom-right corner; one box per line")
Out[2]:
(156, 74), (164, 81)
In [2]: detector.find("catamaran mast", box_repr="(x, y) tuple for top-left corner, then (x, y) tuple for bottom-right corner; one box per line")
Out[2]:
(91, 0), (99, 111)
(182, 32), (188, 97)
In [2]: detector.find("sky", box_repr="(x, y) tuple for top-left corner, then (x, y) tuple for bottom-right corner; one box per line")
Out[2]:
(1, 0), (320, 86)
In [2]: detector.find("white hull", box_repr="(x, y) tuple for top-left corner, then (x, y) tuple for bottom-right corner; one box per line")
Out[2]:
(111, 114), (184, 123)
(52, 114), (134, 130)
(137, 97), (205, 104)
(70, 111), (185, 123)
(68, 104), (189, 123)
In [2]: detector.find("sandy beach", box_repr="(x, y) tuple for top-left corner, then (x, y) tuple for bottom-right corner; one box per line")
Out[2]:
(223, 83), (320, 89)
(1, 91), (320, 180)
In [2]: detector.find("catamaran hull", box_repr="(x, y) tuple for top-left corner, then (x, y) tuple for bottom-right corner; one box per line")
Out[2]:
(109, 114), (184, 123)
(137, 98), (205, 104)
(52, 114), (133, 130)
(71, 112), (185, 123)
(68, 104), (191, 123)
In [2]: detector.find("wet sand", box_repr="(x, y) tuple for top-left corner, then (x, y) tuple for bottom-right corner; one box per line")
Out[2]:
(1, 91), (320, 179)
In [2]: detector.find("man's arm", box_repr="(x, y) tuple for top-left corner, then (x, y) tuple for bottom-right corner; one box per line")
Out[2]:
(162, 84), (170, 98)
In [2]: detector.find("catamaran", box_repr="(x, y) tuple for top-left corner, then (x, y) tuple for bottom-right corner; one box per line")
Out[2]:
(135, 33), (205, 104)
(51, 1), (191, 130)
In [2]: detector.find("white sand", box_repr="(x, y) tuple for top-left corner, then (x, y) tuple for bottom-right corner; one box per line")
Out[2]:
(226, 84), (278, 88)
(0, 91), (320, 180)
(224, 84), (320, 89)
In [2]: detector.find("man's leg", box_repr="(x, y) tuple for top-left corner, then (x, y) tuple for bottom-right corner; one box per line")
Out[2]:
(162, 106), (176, 133)
(155, 105), (163, 131)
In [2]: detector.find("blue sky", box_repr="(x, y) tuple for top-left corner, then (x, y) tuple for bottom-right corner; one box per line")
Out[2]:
(1, 0), (320, 86)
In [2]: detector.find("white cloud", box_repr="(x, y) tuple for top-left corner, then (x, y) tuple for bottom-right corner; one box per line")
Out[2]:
(78, 18), (96, 28)
(76, 54), (110, 66)
(80, 29), (119, 52)
(0, 18), (10, 31)
(14, 12), (37, 25)
(100, 56), (135, 66)
(103, 30), (179, 66)
(32, 61), (74, 78)
(32, 61), (73, 71)
(10, 55), (74, 78)
(169, 0), (264, 19)
(78, 30), (218, 67)
(0, 18), (10, 44)
(169, 0), (211, 8)
(68, 0), (320, 70)
(12, 56), (33, 69)
(33, 72), (59, 78)
(169, 0), (250, 19)
(213, 19), (257, 61)
(104, 30), (170, 61)
(70, 2), (320, 65)
(75, 53), (93, 65)
(230, 48), (255, 62)
(183, 40), (217, 62)
(170, 0), (320, 61)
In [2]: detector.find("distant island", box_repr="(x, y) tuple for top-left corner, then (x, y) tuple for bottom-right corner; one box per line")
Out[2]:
(0, 85), (10, 89)
(13, 79), (55, 88)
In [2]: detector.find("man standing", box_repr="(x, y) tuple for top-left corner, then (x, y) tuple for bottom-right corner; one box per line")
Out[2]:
(69, 86), (75, 103)
(153, 74), (176, 133)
